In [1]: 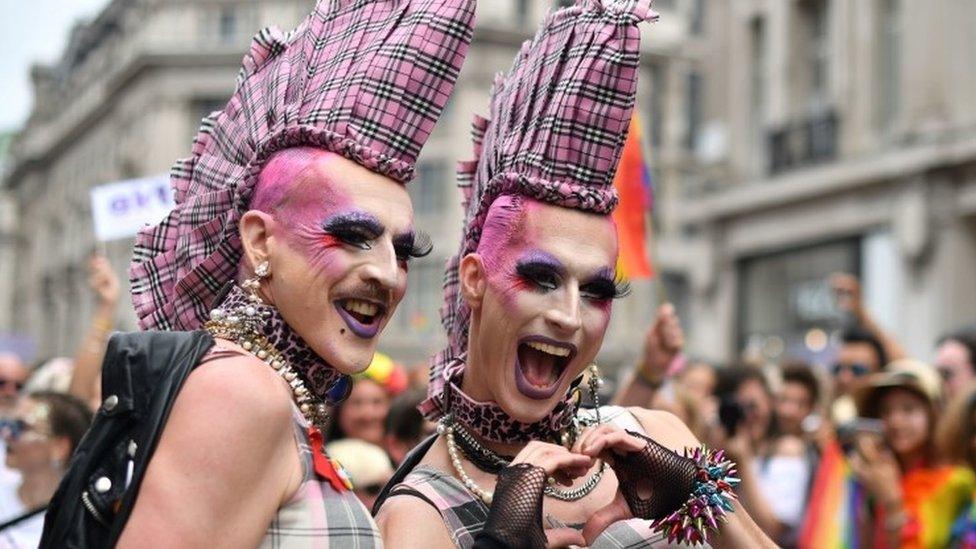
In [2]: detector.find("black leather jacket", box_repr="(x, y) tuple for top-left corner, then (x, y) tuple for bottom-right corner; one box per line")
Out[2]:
(40, 330), (214, 548)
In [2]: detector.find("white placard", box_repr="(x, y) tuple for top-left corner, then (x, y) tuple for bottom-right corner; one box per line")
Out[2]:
(90, 175), (174, 241)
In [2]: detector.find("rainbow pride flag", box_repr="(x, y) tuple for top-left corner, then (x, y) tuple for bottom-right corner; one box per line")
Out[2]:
(611, 113), (654, 279)
(798, 439), (865, 548)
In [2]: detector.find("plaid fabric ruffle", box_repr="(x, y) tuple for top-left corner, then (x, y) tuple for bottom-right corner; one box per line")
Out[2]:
(130, 0), (475, 331)
(422, 0), (658, 420)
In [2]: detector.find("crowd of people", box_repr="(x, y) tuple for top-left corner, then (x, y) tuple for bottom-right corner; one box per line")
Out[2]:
(612, 275), (976, 548)
(1, 0), (975, 548)
(4, 252), (975, 548)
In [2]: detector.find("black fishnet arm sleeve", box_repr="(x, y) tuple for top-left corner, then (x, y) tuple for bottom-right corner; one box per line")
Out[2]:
(609, 430), (698, 520)
(473, 463), (548, 549)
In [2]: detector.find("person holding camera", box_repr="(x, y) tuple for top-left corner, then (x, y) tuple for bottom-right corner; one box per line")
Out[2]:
(846, 359), (974, 548)
(710, 366), (815, 546)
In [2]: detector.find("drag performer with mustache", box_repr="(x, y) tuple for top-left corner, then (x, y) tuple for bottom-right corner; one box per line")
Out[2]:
(39, 1), (474, 547)
(375, 1), (774, 547)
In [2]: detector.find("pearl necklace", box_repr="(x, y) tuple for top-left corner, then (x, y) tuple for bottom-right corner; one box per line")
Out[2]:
(204, 305), (330, 432)
(439, 416), (606, 505)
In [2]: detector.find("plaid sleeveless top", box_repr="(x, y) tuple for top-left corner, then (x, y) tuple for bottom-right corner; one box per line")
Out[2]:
(389, 406), (679, 548)
(260, 405), (383, 548)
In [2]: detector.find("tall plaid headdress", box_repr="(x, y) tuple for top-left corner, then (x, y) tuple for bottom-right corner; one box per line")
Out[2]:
(130, 0), (475, 331)
(422, 0), (658, 420)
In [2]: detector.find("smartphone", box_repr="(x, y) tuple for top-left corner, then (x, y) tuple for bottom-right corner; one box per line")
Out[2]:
(836, 417), (884, 455)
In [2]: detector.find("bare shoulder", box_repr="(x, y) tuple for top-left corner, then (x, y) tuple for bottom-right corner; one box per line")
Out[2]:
(376, 494), (454, 549)
(182, 353), (295, 433)
(627, 407), (700, 451)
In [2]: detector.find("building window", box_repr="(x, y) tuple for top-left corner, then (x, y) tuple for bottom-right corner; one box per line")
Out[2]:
(689, 0), (706, 35)
(410, 160), (448, 217)
(684, 71), (702, 152)
(798, 0), (829, 109)
(875, 0), (900, 131)
(218, 7), (237, 43)
(516, 0), (531, 25)
(737, 238), (860, 360)
(750, 17), (767, 167)
(649, 63), (666, 149)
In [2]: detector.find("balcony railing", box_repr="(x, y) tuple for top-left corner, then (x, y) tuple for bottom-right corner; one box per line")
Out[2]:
(766, 109), (838, 175)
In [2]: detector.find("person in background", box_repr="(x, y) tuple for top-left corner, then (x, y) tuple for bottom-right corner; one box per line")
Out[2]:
(936, 328), (976, 402)
(384, 388), (435, 465)
(0, 392), (92, 549)
(326, 439), (394, 511)
(831, 273), (906, 366)
(327, 352), (408, 446)
(850, 359), (974, 548)
(715, 366), (813, 545)
(831, 326), (889, 423)
(935, 382), (976, 548)
(0, 358), (28, 422)
(776, 361), (821, 439)
(67, 254), (120, 411)
(0, 355), (29, 497)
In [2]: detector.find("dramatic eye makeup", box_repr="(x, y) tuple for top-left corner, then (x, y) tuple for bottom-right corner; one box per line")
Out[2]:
(393, 231), (433, 262)
(580, 269), (631, 301)
(514, 254), (630, 301)
(514, 252), (565, 292)
(321, 211), (383, 250)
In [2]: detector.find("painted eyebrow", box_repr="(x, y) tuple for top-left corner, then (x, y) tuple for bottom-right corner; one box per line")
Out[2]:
(515, 250), (567, 276)
(321, 210), (384, 234)
(583, 266), (617, 284)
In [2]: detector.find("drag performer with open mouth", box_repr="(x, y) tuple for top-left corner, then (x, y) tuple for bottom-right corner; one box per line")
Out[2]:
(374, 1), (775, 547)
(39, 1), (474, 547)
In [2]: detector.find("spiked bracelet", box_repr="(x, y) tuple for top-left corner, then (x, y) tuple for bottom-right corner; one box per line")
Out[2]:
(649, 446), (740, 546)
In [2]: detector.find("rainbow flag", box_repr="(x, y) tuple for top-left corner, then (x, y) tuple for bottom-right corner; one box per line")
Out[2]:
(798, 439), (865, 548)
(900, 465), (975, 548)
(611, 113), (654, 279)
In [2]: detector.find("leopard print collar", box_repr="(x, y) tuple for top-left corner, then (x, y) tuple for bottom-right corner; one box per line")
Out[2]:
(215, 285), (346, 401)
(443, 364), (575, 445)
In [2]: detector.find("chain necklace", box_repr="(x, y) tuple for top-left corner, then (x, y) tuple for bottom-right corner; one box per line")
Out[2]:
(204, 300), (330, 433)
(439, 415), (605, 505)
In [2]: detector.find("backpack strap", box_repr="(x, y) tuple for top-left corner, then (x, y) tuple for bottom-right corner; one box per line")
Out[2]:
(0, 505), (46, 531)
(371, 433), (438, 514)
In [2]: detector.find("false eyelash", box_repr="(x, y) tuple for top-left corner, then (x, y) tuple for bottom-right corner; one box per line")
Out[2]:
(612, 274), (632, 299)
(396, 231), (433, 260)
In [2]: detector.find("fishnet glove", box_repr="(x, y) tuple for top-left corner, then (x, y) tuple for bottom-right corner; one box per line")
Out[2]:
(610, 430), (697, 520)
(476, 463), (548, 549)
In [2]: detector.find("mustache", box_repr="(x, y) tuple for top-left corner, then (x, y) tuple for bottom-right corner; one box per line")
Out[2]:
(335, 281), (393, 308)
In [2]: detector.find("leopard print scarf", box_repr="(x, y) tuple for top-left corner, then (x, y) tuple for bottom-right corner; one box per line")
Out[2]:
(215, 285), (346, 400)
(441, 360), (577, 445)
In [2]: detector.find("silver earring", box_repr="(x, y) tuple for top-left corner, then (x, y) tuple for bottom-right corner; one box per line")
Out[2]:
(587, 364), (604, 425)
(242, 261), (270, 302)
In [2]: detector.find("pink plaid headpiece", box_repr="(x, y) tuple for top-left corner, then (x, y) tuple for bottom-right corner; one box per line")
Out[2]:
(130, 0), (475, 331)
(423, 0), (658, 419)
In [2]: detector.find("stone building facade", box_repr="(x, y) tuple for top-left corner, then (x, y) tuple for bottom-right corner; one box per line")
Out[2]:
(665, 0), (976, 364)
(2, 0), (704, 370)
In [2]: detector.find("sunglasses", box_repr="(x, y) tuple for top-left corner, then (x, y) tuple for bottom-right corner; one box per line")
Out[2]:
(0, 379), (25, 392)
(831, 362), (871, 377)
(937, 366), (954, 382)
(0, 418), (42, 442)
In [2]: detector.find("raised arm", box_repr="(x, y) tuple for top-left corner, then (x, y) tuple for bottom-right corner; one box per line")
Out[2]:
(69, 255), (119, 406)
(612, 304), (684, 407)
